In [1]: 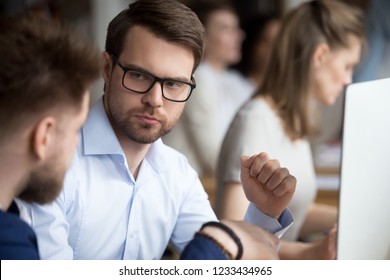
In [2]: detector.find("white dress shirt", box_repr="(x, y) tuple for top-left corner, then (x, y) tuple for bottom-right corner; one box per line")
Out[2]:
(22, 97), (293, 259)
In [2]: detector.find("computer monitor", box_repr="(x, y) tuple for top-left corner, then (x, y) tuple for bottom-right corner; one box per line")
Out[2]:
(337, 77), (390, 259)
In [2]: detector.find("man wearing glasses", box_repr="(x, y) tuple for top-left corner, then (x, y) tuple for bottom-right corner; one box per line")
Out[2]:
(23, 0), (296, 260)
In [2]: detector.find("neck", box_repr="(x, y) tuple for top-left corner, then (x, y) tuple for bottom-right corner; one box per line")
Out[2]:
(203, 56), (227, 72)
(103, 95), (150, 179)
(112, 126), (151, 180)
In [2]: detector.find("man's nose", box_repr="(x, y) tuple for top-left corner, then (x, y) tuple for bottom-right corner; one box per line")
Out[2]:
(141, 81), (164, 107)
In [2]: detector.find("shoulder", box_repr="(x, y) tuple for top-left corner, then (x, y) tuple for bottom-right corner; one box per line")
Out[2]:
(148, 140), (206, 198)
(234, 98), (275, 125)
(0, 211), (39, 260)
(222, 97), (280, 153)
(150, 139), (198, 175)
(157, 140), (189, 160)
(0, 210), (33, 233)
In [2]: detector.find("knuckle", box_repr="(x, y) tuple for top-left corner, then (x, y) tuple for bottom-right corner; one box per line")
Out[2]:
(280, 167), (289, 175)
(262, 161), (275, 173)
(274, 167), (287, 180)
(285, 176), (297, 191)
(258, 152), (269, 161)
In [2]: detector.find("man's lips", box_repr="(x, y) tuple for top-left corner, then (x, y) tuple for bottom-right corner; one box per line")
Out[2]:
(136, 114), (161, 125)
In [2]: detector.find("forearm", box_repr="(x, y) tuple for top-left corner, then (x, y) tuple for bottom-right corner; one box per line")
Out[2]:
(278, 240), (310, 260)
(299, 202), (337, 238)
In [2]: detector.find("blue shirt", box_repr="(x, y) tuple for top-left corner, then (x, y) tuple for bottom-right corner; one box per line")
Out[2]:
(180, 234), (227, 260)
(0, 201), (39, 260)
(23, 97), (293, 260)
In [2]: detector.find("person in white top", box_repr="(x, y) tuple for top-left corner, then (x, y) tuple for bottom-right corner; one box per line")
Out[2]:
(163, 0), (253, 176)
(216, 0), (365, 259)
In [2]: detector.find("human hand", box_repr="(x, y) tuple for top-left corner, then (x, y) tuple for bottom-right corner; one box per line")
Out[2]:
(302, 224), (337, 260)
(240, 152), (296, 219)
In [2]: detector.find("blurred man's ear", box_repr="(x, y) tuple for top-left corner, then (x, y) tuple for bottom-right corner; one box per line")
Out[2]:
(101, 51), (114, 88)
(31, 116), (56, 160)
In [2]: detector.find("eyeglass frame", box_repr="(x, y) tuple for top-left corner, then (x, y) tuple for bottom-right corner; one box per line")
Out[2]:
(111, 55), (196, 102)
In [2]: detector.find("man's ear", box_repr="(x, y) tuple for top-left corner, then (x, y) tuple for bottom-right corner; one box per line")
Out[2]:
(101, 51), (113, 85)
(31, 116), (56, 160)
(312, 42), (330, 68)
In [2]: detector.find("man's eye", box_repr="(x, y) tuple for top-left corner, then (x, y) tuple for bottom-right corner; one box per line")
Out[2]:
(165, 80), (184, 89)
(128, 70), (148, 80)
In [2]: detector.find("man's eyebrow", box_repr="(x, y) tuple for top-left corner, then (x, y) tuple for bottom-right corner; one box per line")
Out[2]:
(122, 63), (191, 82)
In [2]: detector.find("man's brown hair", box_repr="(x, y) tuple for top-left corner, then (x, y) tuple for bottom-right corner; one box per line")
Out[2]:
(0, 15), (101, 141)
(105, 0), (205, 74)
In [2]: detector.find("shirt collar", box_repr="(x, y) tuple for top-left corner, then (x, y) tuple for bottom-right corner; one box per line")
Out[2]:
(82, 96), (168, 174)
(82, 96), (123, 156)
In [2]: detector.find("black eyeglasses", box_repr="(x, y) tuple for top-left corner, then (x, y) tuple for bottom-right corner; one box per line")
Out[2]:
(111, 56), (196, 102)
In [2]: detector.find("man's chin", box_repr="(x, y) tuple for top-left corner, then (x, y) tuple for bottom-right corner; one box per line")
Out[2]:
(126, 127), (172, 144)
(19, 181), (63, 205)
